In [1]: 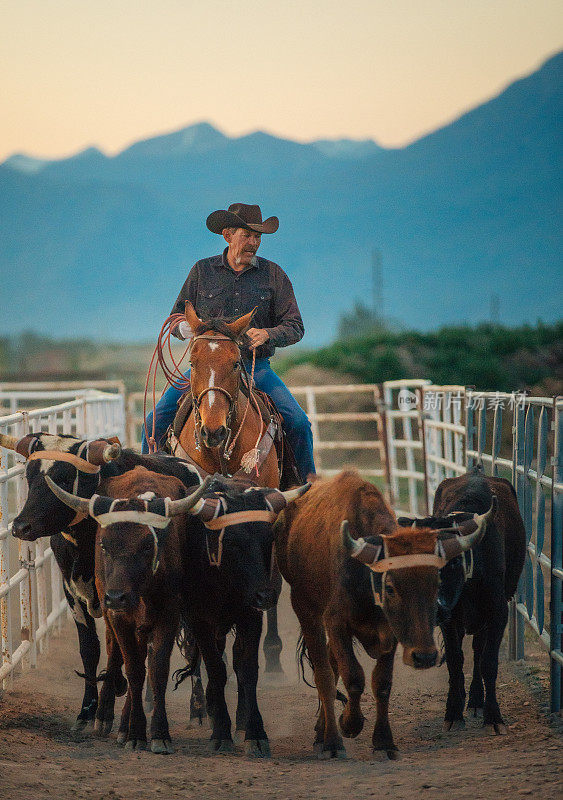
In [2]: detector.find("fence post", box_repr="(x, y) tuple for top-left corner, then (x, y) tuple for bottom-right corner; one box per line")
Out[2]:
(383, 384), (399, 506)
(551, 398), (563, 713)
(417, 388), (430, 515)
(466, 391), (475, 469)
(0, 452), (13, 688)
(491, 403), (502, 477)
(375, 386), (393, 507)
(305, 388), (322, 473)
(514, 402), (526, 659)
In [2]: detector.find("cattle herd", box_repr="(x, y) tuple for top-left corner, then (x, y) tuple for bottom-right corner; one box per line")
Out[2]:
(1, 429), (526, 760)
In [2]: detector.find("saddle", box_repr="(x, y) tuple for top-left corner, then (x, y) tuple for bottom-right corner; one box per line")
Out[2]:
(166, 382), (301, 488)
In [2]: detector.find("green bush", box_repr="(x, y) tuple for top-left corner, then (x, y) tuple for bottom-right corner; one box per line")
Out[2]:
(276, 321), (562, 392)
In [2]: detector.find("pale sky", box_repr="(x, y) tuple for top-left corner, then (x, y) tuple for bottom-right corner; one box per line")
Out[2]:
(2, 0), (562, 161)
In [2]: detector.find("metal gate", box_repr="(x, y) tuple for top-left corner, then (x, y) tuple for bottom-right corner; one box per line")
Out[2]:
(0, 390), (126, 687)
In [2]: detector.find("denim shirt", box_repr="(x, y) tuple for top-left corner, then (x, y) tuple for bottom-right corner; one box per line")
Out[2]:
(170, 248), (305, 359)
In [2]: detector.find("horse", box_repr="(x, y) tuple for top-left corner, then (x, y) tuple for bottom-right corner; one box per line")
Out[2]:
(167, 302), (286, 676)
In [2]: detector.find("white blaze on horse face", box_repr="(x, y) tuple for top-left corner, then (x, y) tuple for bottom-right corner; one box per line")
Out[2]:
(208, 368), (216, 407)
(208, 341), (219, 352)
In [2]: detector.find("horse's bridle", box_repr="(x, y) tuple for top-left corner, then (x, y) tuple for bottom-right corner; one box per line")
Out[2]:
(192, 385), (237, 454)
(189, 333), (245, 462)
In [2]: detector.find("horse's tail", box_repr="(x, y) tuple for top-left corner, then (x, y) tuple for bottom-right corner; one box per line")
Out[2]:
(172, 610), (201, 689)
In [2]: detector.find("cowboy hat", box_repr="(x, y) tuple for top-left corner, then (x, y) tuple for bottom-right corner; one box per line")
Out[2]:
(206, 203), (279, 235)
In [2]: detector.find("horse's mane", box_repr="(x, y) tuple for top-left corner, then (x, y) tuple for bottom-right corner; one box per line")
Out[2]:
(193, 317), (249, 348)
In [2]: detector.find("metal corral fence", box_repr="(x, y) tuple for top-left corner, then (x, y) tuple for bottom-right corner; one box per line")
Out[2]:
(1, 382), (562, 714)
(0, 390), (126, 687)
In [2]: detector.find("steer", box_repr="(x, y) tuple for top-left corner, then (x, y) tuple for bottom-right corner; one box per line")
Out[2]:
(3, 430), (202, 731)
(275, 469), (495, 759)
(46, 466), (210, 753)
(399, 465), (526, 734)
(174, 475), (309, 757)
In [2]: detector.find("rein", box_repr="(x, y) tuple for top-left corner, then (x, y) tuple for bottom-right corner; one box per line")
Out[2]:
(192, 384), (236, 454)
(146, 315), (265, 475)
(184, 332), (263, 472)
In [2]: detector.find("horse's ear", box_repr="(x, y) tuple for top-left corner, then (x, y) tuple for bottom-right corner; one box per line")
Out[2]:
(185, 301), (202, 331)
(224, 307), (256, 338)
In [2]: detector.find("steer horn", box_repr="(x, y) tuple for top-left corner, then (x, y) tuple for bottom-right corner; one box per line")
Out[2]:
(164, 475), (215, 516)
(280, 483), (311, 503)
(45, 475), (92, 515)
(266, 483), (311, 513)
(0, 432), (20, 451)
(437, 496), (498, 562)
(341, 520), (383, 563)
(87, 439), (122, 465)
(1, 433), (41, 458)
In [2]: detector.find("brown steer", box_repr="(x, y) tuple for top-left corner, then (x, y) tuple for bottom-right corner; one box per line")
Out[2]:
(275, 470), (495, 759)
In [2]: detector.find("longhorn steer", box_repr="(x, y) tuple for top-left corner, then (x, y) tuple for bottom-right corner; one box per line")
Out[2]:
(46, 466), (210, 753)
(5, 431), (201, 731)
(399, 465), (526, 734)
(275, 470), (494, 759)
(177, 475), (309, 757)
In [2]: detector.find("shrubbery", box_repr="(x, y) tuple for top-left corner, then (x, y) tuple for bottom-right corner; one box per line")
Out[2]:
(276, 321), (562, 392)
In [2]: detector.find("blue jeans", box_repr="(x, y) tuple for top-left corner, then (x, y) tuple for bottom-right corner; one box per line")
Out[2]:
(141, 358), (316, 480)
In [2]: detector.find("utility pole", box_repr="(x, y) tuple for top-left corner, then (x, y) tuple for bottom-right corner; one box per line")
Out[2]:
(372, 249), (383, 320)
(490, 293), (500, 324)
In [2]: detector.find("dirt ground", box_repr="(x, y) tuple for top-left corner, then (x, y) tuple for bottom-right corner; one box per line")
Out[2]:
(1, 583), (561, 800)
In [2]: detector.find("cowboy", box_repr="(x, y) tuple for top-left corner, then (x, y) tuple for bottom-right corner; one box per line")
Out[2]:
(142, 203), (315, 481)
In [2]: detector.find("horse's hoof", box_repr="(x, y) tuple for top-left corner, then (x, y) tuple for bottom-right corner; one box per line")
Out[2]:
(116, 731), (127, 746)
(317, 746), (347, 760)
(71, 718), (90, 735)
(94, 718), (113, 737)
(484, 722), (507, 735)
(339, 711), (365, 738)
(372, 747), (400, 761)
(317, 744), (347, 761)
(234, 729), (245, 745)
(443, 718), (465, 732)
(125, 739), (147, 752)
(244, 739), (271, 758)
(209, 738), (234, 754)
(151, 738), (174, 754)
(313, 742), (323, 755)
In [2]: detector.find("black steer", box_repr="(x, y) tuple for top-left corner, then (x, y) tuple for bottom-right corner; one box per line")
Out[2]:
(399, 465), (526, 734)
(178, 475), (309, 757)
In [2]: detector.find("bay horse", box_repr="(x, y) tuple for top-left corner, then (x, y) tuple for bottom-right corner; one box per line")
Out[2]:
(169, 302), (284, 675)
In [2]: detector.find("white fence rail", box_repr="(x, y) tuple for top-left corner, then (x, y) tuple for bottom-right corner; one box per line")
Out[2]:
(0, 391), (126, 687)
(1, 381), (561, 712)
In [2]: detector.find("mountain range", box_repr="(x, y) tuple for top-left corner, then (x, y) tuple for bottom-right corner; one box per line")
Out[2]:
(1, 52), (561, 346)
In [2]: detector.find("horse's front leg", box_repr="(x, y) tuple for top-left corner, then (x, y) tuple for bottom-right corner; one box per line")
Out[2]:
(263, 561), (284, 675)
